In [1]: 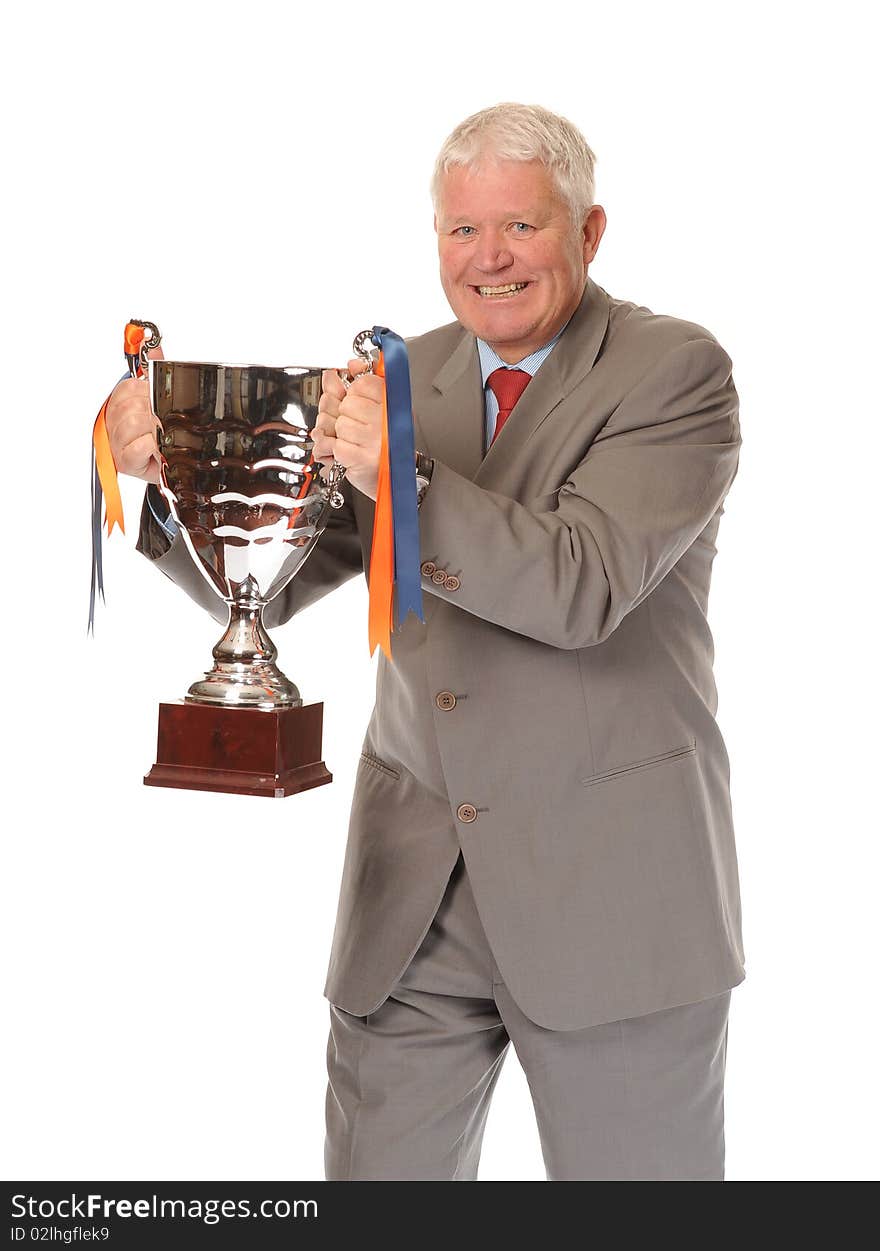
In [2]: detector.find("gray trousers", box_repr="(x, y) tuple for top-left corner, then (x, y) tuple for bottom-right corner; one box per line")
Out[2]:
(325, 851), (731, 1181)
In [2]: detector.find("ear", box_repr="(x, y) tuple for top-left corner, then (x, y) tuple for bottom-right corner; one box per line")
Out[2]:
(582, 204), (607, 264)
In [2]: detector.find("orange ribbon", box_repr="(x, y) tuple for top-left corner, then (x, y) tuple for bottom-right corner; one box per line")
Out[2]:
(367, 351), (394, 659)
(123, 322), (144, 358)
(92, 321), (146, 535)
(287, 449), (313, 529)
(92, 398), (125, 535)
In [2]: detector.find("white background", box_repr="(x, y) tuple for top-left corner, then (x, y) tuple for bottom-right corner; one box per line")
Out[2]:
(2, 0), (877, 1181)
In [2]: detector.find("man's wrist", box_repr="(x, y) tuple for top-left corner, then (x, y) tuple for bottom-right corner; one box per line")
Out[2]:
(415, 450), (434, 509)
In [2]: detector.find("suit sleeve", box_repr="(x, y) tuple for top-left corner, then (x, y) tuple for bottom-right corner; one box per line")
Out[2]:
(416, 337), (741, 649)
(135, 481), (364, 629)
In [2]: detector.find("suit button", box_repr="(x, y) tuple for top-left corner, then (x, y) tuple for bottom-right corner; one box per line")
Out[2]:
(444, 575), (461, 592)
(457, 803), (478, 823)
(436, 691), (457, 710)
(431, 569), (448, 585)
(421, 560), (436, 577)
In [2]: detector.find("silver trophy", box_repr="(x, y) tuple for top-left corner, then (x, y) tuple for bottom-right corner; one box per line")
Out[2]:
(146, 322), (375, 708)
(138, 321), (375, 797)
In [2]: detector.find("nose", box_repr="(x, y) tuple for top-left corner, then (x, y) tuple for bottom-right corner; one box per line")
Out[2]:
(472, 229), (514, 274)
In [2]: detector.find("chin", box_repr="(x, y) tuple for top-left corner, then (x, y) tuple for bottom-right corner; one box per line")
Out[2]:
(477, 313), (535, 339)
(447, 287), (534, 332)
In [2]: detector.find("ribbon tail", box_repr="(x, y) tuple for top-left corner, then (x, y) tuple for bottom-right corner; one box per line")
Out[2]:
(372, 328), (424, 631)
(89, 444), (105, 633)
(367, 362), (394, 659)
(88, 340), (142, 634)
(93, 401), (125, 537)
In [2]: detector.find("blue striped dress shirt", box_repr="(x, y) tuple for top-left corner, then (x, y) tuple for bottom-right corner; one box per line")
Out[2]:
(477, 321), (567, 453)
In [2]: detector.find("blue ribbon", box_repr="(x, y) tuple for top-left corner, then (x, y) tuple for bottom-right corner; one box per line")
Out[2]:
(370, 326), (424, 629)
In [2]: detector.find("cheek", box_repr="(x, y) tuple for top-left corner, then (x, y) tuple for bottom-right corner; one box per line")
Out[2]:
(533, 240), (578, 278)
(525, 245), (561, 282)
(438, 252), (462, 285)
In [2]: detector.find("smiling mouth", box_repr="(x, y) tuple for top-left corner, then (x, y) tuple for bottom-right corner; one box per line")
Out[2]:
(472, 282), (530, 298)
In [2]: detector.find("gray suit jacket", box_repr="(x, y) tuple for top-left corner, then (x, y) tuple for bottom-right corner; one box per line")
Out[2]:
(137, 275), (745, 1030)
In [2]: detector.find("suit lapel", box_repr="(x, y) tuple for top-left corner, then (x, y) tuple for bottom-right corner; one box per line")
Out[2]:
(414, 331), (484, 482)
(475, 276), (611, 489)
(414, 275), (612, 488)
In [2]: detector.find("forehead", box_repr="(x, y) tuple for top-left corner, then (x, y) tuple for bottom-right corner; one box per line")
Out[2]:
(437, 158), (562, 221)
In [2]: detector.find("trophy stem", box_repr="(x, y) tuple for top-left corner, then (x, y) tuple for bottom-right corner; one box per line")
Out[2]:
(185, 599), (302, 710)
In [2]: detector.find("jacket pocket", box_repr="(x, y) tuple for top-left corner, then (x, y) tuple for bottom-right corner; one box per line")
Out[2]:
(359, 751), (401, 781)
(581, 739), (696, 787)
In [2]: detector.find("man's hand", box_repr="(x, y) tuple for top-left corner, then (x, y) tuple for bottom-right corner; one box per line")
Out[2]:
(104, 345), (165, 484)
(314, 357), (384, 501)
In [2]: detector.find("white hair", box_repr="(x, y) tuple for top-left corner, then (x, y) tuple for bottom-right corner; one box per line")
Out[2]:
(430, 102), (598, 226)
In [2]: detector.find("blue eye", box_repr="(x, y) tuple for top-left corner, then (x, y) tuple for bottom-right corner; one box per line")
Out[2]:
(512, 222), (533, 234)
(454, 225), (476, 236)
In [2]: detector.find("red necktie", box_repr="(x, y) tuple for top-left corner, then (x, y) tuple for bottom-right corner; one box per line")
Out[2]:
(487, 367), (531, 445)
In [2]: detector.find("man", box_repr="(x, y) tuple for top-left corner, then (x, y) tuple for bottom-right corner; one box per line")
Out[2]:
(107, 103), (745, 1181)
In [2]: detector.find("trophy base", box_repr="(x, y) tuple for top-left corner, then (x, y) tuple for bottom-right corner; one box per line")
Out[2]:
(144, 701), (332, 798)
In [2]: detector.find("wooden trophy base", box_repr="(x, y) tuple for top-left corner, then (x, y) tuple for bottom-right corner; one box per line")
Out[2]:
(144, 701), (332, 798)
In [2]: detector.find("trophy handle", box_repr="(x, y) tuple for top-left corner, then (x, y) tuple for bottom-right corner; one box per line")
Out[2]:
(319, 329), (379, 509)
(126, 319), (162, 379)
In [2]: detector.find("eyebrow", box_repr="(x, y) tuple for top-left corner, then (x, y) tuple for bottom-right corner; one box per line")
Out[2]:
(444, 208), (543, 226)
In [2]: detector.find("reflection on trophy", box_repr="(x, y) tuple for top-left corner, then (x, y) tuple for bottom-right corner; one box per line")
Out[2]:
(141, 328), (370, 798)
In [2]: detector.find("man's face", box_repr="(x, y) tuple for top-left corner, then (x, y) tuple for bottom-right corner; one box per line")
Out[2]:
(434, 158), (605, 363)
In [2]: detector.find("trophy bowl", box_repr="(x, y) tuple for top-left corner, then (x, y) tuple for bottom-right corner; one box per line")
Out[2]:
(149, 359), (340, 711)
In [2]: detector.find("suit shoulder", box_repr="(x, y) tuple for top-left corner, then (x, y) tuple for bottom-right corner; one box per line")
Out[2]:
(602, 288), (732, 375)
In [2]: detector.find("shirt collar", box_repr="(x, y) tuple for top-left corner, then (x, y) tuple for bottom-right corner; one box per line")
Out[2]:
(476, 314), (572, 385)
